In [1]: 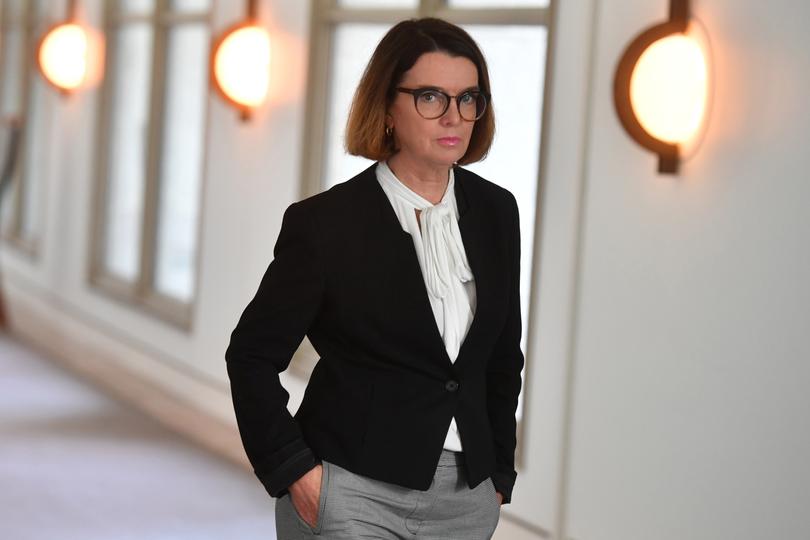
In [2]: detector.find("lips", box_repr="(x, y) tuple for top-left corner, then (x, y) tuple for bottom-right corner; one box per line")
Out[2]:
(437, 137), (461, 146)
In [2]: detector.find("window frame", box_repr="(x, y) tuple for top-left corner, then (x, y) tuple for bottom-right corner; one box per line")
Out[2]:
(0, 0), (43, 258)
(88, 0), (214, 331)
(301, 0), (548, 199)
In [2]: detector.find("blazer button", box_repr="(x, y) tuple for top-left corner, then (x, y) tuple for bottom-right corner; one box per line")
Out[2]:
(445, 380), (459, 392)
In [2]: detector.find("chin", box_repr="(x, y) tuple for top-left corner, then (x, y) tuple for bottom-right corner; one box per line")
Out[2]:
(432, 148), (467, 167)
(430, 155), (462, 169)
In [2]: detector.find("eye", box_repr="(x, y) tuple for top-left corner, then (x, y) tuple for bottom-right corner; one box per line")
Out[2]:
(418, 90), (442, 103)
(459, 92), (477, 104)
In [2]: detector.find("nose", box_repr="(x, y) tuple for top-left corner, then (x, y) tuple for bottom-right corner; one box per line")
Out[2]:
(440, 98), (462, 124)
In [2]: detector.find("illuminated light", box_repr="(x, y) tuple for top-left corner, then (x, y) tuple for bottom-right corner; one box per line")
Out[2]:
(37, 23), (88, 93)
(211, 24), (272, 120)
(613, 0), (712, 174)
(630, 35), (708, 144)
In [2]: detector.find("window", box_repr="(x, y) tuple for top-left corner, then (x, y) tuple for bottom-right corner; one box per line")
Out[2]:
(303, 0), (552, 467)
(448, 0), (549, 7)
(90, 0), (212, 329)
(0, 0), (51, 257)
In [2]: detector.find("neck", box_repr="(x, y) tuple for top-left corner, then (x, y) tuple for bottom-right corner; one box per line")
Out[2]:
(386, 153), (451, 205)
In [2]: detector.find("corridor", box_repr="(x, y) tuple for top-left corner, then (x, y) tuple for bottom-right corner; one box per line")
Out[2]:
(0, 330), (278, 540)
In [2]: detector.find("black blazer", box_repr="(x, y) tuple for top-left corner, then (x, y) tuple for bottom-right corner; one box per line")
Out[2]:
(225, 161), (524, 504)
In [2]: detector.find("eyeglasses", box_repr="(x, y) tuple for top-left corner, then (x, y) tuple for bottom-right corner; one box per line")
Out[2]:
(396, 86), (490, 121)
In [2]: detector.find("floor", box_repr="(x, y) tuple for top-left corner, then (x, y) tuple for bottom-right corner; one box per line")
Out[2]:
(0, 328), (540, 540)
(0, 329), (278, 540)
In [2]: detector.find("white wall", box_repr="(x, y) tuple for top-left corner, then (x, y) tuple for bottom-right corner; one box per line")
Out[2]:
(547, 0), (810, 539)
(2, 0), (808, 539)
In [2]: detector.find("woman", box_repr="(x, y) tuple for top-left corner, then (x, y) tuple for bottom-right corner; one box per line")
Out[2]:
(225, 17), (524, 539)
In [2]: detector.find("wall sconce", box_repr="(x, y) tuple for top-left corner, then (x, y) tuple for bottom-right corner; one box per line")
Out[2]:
(37, 0), (88, 95)
(210, 0), (271, 121)
(613, 0), (710, 174)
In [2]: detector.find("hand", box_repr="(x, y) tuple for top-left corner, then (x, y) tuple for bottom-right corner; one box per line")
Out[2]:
(496, 491), (504, 505)
(288, 463), (323, 528)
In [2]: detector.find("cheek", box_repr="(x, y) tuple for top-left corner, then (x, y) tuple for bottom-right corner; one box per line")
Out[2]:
(398, 120), (432, 148)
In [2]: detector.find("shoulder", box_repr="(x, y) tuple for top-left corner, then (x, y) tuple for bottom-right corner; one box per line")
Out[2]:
(453, 165), (519, 219)
(279, 163), (379, 244)
(291, 162), (376, 215)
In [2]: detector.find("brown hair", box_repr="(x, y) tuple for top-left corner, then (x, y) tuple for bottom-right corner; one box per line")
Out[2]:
(344, 17), (495, 165)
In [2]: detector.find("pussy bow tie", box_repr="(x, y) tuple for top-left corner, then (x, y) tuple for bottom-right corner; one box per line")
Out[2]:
(376, 161), (473, 300)
(418, 200), (473, 299)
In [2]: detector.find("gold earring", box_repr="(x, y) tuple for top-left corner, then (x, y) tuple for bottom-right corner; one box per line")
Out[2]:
(385, 126), (393, 137)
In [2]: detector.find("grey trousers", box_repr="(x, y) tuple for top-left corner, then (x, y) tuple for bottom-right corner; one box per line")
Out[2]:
(274, 449), (501, 539)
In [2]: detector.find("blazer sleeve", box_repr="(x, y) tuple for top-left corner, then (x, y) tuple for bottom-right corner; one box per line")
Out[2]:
(486, 192), (525, 505)
(224, 201), (326, 499)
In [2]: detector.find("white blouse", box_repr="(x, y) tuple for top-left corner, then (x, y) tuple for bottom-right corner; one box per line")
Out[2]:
(375, 160), (477, 452)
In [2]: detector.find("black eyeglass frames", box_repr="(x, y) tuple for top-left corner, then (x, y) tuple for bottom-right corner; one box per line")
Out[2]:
(395, 87), (490, 121)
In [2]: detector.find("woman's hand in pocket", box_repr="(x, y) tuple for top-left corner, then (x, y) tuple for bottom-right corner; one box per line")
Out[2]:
(288, 463), (323, 528)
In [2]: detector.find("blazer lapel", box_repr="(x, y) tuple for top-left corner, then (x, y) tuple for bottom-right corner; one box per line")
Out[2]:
(357, 162), (492, 374)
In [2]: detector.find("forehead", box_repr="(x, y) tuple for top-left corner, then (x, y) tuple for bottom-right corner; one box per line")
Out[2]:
(400, 51), (479, 90)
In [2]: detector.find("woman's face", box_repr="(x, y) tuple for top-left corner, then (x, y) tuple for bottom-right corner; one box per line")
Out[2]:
(387, 51), (479, 170)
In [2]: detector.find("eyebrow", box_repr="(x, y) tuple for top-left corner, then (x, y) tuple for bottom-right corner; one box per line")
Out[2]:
(414, 85), (481, 93)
